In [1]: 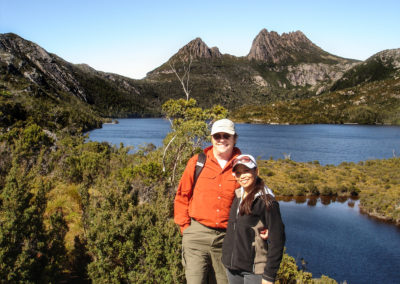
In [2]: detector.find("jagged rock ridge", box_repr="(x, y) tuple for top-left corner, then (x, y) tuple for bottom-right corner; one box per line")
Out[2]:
(148, 29), (359, 99)
(174, 37), (222, 61)
(247, 29), (345, 65)
(3, 30), (397, 120)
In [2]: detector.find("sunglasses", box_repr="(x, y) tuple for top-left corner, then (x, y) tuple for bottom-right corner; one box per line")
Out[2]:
(212, 133), (232, 140)
(232, 156), (253, 168)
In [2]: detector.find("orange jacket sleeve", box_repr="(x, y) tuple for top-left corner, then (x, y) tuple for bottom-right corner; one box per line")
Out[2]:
(174, 154), (198, 234)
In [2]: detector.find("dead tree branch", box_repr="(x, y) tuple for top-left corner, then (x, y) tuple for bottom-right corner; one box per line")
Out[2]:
(169, 54), (193, 101)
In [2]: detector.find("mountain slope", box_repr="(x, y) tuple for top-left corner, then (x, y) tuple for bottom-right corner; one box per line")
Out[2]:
(146, 30), (359, 109)
(0, 33), (159, 122)
(231, 68), (400, 125)
(331, 48), (400, 91)
(2, 30), (398, 128)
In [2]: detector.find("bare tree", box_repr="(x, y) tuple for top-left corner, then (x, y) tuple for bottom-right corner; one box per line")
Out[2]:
(162, 54), (194, 174)
(168, 54), (193, 101)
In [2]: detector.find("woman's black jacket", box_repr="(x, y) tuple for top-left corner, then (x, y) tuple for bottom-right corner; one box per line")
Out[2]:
(222, 188), (285, 282)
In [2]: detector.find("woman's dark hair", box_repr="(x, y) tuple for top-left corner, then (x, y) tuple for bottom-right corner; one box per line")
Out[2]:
(239, 175), (275, 215)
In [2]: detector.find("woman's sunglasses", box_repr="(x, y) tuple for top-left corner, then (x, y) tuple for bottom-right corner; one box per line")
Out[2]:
(212, 133), (232, 140)
(232, 156), (252, 168)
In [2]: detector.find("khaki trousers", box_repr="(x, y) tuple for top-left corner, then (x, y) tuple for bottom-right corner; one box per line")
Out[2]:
(182, 219), (228, 284)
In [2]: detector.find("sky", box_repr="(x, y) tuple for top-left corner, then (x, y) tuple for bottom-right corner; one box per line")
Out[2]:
(1, 0), (399, 79)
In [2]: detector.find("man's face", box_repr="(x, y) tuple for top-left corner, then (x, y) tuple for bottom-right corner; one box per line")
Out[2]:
(211, 132), (236, 157)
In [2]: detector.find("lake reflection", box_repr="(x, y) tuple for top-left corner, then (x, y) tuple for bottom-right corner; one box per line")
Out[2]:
(277, 196), (359, 206)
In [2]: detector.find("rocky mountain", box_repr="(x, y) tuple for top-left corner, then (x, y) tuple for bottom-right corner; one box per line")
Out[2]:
(0, 33), (88, 102)
(247, 29), (338, 64)
(2, 30), (399, 128)
(0, 33), (159, 119)
(146, 30), (359, 106)
(232, 48), (400, 125)
(331, 48), (400, 91)
(173, 37), (222, 61)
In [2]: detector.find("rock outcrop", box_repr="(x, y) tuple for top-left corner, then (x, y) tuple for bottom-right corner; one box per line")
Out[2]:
(285, 62), (358, 88)
(247, 29), (344, 65)
(370, 48), (400, 70)
(173, 37), (222, 61)
(331, 48), (400, 91)
(0, 33), (87, 101)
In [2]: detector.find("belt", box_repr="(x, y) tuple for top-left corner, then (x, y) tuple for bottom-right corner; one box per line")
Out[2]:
(191, 218), (226, 232)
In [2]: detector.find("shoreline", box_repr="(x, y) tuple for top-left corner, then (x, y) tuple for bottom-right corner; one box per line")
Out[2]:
(276, 195), (400, 228)
(358, 206), (400, 227)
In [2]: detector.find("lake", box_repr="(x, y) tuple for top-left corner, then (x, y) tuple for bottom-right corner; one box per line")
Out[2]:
(279, 197), (400, 283)
(87, 118), (400, 283)
(87, 118), (400, 165)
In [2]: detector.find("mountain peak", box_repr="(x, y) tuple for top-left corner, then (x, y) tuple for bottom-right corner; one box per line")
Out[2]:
(247, 29), (329, 64)
(173, 37), (222, 61)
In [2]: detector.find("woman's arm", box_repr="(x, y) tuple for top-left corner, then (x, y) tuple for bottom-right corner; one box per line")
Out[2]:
(262, 200), (285, 282)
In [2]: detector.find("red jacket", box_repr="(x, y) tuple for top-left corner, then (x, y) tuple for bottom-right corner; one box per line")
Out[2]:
(174, 146), (241, 233)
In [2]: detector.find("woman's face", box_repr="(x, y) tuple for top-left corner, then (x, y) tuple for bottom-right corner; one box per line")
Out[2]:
(233, 164), (257, 190)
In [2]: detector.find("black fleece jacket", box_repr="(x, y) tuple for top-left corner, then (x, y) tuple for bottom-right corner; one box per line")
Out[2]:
(222, 189), (285, 282)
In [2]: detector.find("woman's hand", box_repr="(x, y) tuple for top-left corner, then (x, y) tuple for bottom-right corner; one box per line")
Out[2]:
(259, 229), (269, 240)
(262, 279), (273, 284)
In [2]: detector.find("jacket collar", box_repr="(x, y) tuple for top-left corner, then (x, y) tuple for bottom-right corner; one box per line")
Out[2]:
(204, 145), (241, 169)
(235, 185), (275, 199)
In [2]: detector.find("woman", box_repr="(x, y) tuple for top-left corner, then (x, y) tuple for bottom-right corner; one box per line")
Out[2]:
(222, 154), (285, 284)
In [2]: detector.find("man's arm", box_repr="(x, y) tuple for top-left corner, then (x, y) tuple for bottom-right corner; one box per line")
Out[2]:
(173, 155), (197, 234)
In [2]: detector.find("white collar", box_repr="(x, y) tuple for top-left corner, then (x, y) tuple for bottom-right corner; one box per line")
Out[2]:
(235, 185), (274, 199)
(236, 186), (274, 214)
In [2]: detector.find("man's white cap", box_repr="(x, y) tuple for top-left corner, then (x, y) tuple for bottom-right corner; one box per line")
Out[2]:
(211, 119), (235, 135)
(233, 154), (257, 171)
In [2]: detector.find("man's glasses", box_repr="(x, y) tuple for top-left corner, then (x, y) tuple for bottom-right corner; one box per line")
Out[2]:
(212, 133), (232, 140)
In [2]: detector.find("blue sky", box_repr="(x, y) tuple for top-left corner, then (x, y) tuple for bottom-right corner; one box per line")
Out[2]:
(1, 0), (399, 79)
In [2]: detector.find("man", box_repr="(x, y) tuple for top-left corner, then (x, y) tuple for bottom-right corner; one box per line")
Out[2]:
(174, 118), (241, 284)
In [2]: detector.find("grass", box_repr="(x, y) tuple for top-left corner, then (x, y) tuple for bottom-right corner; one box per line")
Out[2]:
(258, 157), (400, 225)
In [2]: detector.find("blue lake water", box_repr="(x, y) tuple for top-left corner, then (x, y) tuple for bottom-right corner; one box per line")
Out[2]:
(279, 197), (400, 284)
(87, 118), (400, 165)
(87, 118), (400, 283)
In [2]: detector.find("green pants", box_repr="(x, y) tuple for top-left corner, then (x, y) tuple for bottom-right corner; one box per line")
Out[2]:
(182, 219), (228, 284)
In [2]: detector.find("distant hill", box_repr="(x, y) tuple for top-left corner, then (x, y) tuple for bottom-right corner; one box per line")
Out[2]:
(2, 30), (399, 129)
(330, 48), (400, 91)
(231, 48), (400, 125)
(230, 47), (400, 125)
(0, 33), (160, 130)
